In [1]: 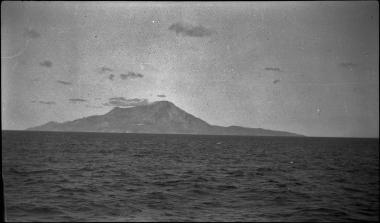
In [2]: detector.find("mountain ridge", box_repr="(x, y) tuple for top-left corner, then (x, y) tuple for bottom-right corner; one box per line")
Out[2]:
(26, 101), (303, 136)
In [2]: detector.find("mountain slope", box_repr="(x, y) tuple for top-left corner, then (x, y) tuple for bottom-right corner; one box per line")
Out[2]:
(27, 101), (302, 136)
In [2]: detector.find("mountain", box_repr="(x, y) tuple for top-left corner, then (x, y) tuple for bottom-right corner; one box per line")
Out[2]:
(26, 101), (302, 136)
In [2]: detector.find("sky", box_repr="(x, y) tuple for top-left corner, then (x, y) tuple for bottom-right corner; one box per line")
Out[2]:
(1, 1), (379, 137)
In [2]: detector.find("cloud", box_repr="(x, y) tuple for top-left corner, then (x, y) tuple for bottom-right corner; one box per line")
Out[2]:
(24, 28), (40, 39)
(103, 97), (149, 107)
(169, 22), (214, 37)
(265, 67), (281, 72)
(157, 94), (166, 98)
(108, 74), (115, 80)
(120, 71), (144, 80)
(31, 100), (56, 105)
(98, 66), (113, 74)
(39, 101), (55, 105)
(39, 60), (52, 68)
(69, 98), (87, 103)
(57, 80), (72, 85)
(273, 79), (281, 84)
(339, 62), (357, 70)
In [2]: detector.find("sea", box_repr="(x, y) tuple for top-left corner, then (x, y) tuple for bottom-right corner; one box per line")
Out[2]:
(2, 131), (379, 222)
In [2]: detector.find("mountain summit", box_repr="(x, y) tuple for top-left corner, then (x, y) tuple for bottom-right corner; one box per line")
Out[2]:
(27, 101), (302, 136)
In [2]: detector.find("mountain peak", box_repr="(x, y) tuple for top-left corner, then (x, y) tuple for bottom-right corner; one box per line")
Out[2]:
(151, 100), (175, 107)
(153, 100), (173, 104)
(107, 101), (176, 113)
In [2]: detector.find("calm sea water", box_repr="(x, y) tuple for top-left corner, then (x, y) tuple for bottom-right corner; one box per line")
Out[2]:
(2, 131), (379, 222)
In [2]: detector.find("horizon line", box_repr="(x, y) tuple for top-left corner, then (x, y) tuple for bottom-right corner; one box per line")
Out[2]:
(2, 129), (380, 139)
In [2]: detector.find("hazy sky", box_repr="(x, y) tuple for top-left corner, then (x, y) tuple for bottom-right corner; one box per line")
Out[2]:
(1, 1), (379, 137)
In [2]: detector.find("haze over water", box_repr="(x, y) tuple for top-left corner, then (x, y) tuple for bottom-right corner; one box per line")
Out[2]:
(3, 131), (379, 222)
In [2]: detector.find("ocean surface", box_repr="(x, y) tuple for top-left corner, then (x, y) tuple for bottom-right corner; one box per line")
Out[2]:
(2, 131), (379, 222)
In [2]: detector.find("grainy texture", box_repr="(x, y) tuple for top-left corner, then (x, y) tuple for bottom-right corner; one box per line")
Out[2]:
(3, 131), (379, 222)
